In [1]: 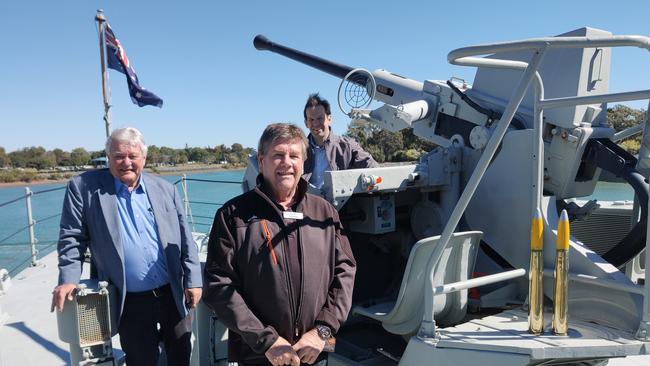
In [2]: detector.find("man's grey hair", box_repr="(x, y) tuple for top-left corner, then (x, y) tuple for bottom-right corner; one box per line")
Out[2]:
(105, 127), (148, 156)
(258, 123), (308, 158)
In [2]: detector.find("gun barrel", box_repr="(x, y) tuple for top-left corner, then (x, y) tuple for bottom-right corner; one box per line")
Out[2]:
(254, 35), (362, 81)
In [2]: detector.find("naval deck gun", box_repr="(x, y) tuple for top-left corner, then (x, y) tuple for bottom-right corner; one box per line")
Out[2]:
(242, 28), (650, 365)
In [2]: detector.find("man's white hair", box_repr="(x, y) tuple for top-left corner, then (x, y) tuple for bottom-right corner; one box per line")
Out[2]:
(105, 127), (148, 156)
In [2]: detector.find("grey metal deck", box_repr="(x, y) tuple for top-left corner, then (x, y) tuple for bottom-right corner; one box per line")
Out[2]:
(434, 309), (649, 364)
(0, 252), (124, 365)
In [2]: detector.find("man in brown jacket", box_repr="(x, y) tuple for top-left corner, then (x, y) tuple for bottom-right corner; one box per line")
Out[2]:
(203, 123), (356, 366)
(303, 93), (378, 189)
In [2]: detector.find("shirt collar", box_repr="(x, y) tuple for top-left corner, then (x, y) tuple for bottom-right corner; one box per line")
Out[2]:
(113, 174), (146, 195)
(308, 128), (333, 148)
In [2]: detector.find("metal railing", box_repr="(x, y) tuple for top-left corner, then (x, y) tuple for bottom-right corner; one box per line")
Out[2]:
(0, 185), (65, 275)
(172, 174), (242, 232)
(445, 34), (650, 341)
(0, 174), (243, 277)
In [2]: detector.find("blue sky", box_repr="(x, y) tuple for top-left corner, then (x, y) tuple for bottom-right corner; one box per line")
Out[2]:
(1, 0), (649, 152)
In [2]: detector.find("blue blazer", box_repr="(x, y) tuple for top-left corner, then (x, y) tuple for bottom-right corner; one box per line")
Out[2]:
(57, 169), (202, 322)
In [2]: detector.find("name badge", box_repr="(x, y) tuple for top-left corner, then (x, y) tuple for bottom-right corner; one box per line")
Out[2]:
(283, 211), (304, 220)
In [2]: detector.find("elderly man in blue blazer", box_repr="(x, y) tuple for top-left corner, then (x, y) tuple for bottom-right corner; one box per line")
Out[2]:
(51, 127), (202, 365)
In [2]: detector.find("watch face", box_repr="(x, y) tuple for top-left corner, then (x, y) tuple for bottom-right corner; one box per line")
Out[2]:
(317, 325), (332, 339)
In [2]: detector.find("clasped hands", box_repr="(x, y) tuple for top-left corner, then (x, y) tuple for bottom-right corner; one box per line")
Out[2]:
(264, 328), (325, 366)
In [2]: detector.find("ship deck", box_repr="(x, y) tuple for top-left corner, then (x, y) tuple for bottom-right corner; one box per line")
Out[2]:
(0, 252), (124, 365)
(1, 252), (650, 365)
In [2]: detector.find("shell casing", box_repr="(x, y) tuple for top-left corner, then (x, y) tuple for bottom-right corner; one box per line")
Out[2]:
(553, 249), (569, 335)
(530, 213), (543, 250)
(528, 249), (544, 334)
(556, 210), (570, 250)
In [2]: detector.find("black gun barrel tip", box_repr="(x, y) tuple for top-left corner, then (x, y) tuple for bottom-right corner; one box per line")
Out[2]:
(254, 34), (270, 50)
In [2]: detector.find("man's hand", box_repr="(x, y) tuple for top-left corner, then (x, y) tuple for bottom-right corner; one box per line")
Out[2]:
(265, 336), (300, 366)
(50, 283), (78, 312)
(292, 328), (325, 365)
(184, 287), (202, 308)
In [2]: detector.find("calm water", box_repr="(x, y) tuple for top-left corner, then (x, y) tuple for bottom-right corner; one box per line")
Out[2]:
(0, 170), (244, 276)
(0, 172), (634, 276)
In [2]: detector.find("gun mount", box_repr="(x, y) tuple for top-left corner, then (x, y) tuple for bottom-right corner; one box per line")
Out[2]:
(243, 29), (650, 365)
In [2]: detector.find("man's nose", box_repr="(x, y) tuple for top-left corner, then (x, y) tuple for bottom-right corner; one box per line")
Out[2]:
(279, 153), (292, 164)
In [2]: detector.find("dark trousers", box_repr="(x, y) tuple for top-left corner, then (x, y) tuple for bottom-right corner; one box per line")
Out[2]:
(118, 284), (192, 366)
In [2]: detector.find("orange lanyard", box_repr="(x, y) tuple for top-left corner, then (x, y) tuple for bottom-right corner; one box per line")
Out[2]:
(260, 219), (278, 265)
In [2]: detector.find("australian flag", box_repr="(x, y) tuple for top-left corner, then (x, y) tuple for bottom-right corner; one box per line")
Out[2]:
(104, 24), (163, 108)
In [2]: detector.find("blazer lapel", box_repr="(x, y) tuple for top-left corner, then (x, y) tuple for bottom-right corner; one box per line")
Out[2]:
(98, 171), (124, 261)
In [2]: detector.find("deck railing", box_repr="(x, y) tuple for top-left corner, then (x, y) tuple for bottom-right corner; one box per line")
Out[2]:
(172, 174), (242, 233)
(0, 174), (243, 277)
(0, 185), (65, 275)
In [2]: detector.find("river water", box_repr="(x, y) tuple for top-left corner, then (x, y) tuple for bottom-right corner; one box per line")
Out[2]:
(0, 170), (244, 275)
(0, 171), (634, 276)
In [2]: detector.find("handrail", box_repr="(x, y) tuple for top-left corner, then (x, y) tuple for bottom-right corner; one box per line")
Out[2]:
(448, 35), (650, 65)
(446, 32), (650, 341)
(433, 268), (526, 296)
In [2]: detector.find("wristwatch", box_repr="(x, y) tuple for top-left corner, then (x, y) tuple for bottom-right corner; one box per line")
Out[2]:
(316, 324), (332, 340)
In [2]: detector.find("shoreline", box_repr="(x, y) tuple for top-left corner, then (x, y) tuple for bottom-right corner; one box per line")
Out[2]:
(0, 165), (245, 188)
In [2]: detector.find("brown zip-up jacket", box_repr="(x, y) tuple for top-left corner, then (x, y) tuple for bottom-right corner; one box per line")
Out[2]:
(203, 178), (356, 363)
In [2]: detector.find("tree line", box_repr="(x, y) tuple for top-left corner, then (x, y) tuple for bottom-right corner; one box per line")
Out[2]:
(0, 104), (645, 175)
(0, 144), (255, 170)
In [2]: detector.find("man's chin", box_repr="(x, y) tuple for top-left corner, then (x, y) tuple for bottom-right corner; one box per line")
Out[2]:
(276, 179), (297, 190)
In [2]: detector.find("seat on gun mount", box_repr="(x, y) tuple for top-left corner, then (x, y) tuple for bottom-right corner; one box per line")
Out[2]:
(353, 231), (482, 335)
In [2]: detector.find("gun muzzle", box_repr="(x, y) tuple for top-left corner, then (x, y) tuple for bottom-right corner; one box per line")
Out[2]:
(253, 34), (366, 84)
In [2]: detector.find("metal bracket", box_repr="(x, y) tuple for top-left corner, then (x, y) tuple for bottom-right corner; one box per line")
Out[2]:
(635, 321), (650, 341)
(417, 320), (440, 343)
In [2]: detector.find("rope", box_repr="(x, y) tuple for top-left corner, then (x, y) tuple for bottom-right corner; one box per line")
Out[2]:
(173, 178), (241, 185)
(188, 200), (224, 206)
(6, 240), (57, 276)
(0, 226), (30, 245)
(191, 214), (215, 220)
(35, 213), (61, 223)
(32, 186), (66, 195)
(0, 195), (27, 208)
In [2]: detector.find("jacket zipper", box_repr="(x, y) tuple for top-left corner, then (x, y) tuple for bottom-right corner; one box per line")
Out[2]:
(294, 225), (304, 340)
(281, 231), (298, 343)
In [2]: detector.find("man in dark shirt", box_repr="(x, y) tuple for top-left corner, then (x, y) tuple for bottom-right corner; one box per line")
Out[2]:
(303, 93), (378, 188)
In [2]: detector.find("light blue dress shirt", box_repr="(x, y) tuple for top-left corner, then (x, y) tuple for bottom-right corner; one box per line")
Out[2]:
(309, 139), (328, 189)
(114, 176), (169, 292)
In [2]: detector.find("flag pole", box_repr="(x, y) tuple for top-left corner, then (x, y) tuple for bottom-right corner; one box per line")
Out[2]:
(95, 9), (112, 139)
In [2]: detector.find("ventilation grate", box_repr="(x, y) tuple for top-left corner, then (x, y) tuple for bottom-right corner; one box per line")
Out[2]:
(76, 294), (110, 346)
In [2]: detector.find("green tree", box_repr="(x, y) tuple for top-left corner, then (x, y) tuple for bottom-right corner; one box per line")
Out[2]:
(172, 150), (188, 165)
(90, 150), (106, 160)
(147, 145), (161, 165)
(608, 105), (646, 154)
(369, 130), (404, 161)
(70, 148), (90, 167)
(9, 147), (50, 168)
(0, 147), (9, 167)
(188, 147), (209, 163)
(160, 146), (176, 164)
